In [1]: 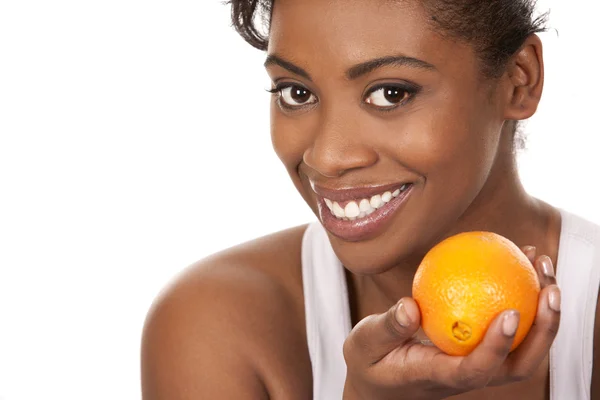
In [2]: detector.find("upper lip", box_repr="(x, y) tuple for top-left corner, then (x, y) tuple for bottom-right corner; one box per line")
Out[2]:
(311, 181), (412, 202)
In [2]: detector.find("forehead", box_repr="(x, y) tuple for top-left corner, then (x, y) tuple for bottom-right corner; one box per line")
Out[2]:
(267, 0), (477, 78)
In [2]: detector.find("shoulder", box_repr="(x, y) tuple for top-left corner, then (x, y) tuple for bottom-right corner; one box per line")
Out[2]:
(141, 224), (312, 399)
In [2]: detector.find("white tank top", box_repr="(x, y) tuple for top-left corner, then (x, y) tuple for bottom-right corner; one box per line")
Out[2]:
(301, 208), (600, 399)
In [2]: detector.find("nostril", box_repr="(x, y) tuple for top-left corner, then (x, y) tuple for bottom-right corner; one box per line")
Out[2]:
(303, 142), (378, 178)
(302, 148), (345, 178)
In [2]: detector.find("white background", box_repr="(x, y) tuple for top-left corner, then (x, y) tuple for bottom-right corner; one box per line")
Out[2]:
(0, 0), (598, 399)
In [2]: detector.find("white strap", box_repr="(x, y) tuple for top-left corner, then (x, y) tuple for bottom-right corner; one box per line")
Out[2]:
(550, 210), (600, 399)
(302, 222), (352, 400)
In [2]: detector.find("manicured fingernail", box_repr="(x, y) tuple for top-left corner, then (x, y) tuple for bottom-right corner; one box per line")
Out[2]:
(395, 301), (411, 327)
(523, 246), (536, 258)
(502, 310), (519, 337)
(549, 286), (561, 312)
(540, 255), (555, 278)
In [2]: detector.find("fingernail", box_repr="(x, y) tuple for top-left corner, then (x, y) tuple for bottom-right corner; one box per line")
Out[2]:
(548, 286), (561, 312)
(540, 255), (555, 278)
(523, 246), (536, 258)
(502, 310), (519, 337)
(395, 301), (411, 327)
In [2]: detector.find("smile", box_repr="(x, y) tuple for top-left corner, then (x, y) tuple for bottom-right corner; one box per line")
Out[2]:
(312, 182), (414, 241)
(324, 183), (411, 221)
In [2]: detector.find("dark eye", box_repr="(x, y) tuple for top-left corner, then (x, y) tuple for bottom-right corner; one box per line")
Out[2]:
(278, 85), (317, 107)
(365, 85), (412, 108)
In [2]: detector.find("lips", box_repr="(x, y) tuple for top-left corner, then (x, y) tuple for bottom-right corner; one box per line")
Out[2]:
(313, 182), (414, 242)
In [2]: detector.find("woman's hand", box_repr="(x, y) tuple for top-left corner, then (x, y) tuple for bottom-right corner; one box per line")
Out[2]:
(342, 247), (561, 400)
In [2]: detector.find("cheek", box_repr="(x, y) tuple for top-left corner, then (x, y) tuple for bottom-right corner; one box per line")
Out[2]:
(270, 103), (318, 201)
(397, 89), (499, 178)
(376, 90), (502, 217)
(415, 93), (502, 216)
(270, 103), (308, 170)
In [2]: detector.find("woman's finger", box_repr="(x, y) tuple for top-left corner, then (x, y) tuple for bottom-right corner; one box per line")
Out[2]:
(532, 255), (558, 289)
(431, 310), (518, 390)
(491, 284), (561, 384)
(521, 245), (537, 264)
(343, 297), (421, 367)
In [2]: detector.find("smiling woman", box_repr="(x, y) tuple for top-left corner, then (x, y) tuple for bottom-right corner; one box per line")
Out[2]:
(141, 1), (600, 399)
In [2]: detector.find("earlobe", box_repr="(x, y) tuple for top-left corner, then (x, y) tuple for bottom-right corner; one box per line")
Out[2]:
(503, 35), (544, 121)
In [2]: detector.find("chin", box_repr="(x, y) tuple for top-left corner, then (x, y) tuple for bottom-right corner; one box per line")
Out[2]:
(324, 227), (425, 275)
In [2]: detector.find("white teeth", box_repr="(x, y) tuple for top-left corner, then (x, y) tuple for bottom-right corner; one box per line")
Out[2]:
(370, 194), (383, 209)
(344, 201), (360, 218)
(359, 199), (371, 212)
(324, 183), (411, 221)
(332, 202), (345, 218)
(381, 191), (392, 203)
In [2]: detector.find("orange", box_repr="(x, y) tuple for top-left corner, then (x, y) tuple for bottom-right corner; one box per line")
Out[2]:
(412, 231), (540, 356)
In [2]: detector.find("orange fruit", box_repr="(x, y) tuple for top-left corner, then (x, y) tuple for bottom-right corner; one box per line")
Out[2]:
(412, 231), (540, 356)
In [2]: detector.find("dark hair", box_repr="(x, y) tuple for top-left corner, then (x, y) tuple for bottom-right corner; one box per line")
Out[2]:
(228, 0), (548, 78)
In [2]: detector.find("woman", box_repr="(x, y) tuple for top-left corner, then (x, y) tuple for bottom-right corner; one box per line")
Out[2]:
(141, 0), (600, 398)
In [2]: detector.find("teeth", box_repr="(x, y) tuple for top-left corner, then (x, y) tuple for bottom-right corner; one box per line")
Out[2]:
(370, 194), (383, 209)
(332, 202), (345, 218)
(324, 183), (411, 221)
(381, 191), (392, 203)
(344, 201), (360, 218)
(359, 199), (371, 212)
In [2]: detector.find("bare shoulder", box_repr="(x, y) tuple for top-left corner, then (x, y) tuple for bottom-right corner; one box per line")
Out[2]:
(141, 224), (312, 400)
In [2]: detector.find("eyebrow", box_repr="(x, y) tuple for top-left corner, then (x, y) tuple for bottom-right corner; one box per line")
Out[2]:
(264, 55), (312, 81)
(264, 54), (436, 81)
(346, 55), (436, 80)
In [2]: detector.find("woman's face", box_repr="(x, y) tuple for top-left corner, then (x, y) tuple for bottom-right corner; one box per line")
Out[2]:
(265, 0), (511, 273)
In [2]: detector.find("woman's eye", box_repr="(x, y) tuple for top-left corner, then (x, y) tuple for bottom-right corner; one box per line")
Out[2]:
(278, 85), (317, 107)
(365, 86), (411, 108)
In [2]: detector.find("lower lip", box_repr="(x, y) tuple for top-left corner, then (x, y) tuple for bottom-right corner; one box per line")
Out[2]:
(317, 186), (413, 242)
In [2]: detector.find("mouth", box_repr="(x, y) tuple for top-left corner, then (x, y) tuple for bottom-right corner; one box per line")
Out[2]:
(313, 182), (414, 242)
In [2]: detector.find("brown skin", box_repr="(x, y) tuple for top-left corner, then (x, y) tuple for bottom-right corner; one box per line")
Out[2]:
(141, 0), (600, 398)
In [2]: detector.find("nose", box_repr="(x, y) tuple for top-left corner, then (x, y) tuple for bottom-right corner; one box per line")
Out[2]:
(303, 107), (378, 178)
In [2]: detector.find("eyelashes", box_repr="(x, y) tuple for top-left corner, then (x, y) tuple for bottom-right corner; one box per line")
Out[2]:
(363, 83), (420, 111)
(267, 83), (318, 110)
(267, 82), (421, 112)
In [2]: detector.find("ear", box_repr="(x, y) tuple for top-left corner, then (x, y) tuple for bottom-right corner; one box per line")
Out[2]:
(502, 34), (544, 120)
